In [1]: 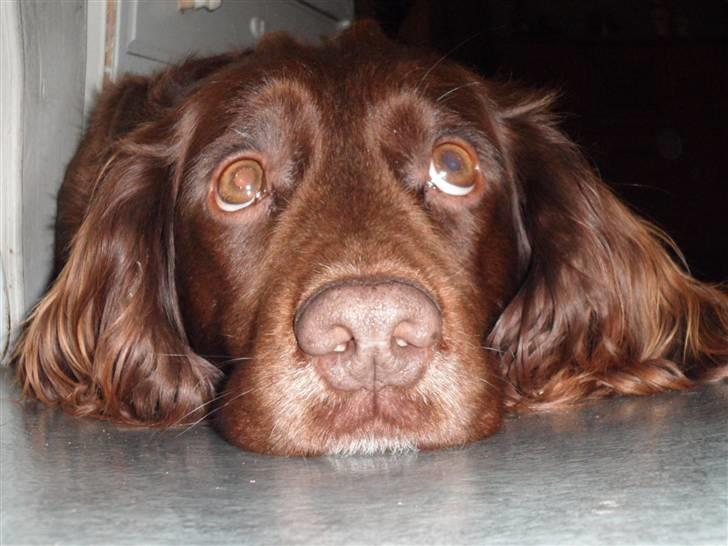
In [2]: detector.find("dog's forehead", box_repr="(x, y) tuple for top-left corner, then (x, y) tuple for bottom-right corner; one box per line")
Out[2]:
(181, 39), (497, 183)
(213, 42), (489, 127)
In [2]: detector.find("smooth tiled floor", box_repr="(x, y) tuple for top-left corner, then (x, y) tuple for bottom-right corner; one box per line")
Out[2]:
(2, 367), (726, 545)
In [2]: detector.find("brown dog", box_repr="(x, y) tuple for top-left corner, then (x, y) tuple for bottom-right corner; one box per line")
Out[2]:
(14, 23), (728, 455)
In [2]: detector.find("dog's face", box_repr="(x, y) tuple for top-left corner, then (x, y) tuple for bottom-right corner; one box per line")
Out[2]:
(173, 32), (519, 454)
(16, 23), (727, 456)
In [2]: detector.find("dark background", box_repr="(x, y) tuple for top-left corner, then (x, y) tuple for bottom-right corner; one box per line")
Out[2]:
(357, 0), (728, 282)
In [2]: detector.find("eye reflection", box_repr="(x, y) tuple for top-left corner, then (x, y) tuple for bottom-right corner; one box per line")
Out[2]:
(428, 142), (478, 196)
(215, 158), (267, 212)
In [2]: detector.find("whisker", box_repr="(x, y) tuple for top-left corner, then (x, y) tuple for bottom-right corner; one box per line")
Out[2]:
(154, 353), (254, 366)
(232, 128), (252, 140)
(167, 388), (237, 429)
(416, 32), (483, 91)
(175, 387), (257, 437)
(481, 344), (517, 364)
(478, 377), (498, 390)
(436, 81), (481, 103)
(155, 353), (235, 359)
(215, 356), (254, 365)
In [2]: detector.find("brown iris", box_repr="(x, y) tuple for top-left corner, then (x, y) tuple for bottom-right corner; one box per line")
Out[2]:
(215, 158), (267, 211)
(428, 142), (478, 196)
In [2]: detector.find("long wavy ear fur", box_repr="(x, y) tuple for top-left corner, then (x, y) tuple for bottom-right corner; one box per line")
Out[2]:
(14, 145), (221, 425)
(489, 87), (728, 409)
(12, 59), (234, 425)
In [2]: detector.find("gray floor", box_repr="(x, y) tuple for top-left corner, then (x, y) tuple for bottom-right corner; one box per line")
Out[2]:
(1, 366), (726, 546)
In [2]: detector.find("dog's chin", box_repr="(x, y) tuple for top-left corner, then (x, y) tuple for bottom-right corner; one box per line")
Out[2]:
(309, 412), (501, 457)
(222, 419), (495, 457)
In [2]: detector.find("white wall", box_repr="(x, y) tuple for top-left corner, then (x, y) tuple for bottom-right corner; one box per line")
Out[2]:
(19, 1), (87, 308)
(0, 0), (25, 357)
(0, 0), (87, 358)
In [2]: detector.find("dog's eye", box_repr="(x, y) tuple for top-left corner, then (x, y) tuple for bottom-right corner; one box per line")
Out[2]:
(215, 158), (267, 212)
(427, 142), (478, 196)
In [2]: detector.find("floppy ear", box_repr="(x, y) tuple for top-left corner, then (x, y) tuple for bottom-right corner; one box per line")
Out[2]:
(55, 52), (242, 272)
(13, 70), (225, 425)
(488, 87), (728, 409)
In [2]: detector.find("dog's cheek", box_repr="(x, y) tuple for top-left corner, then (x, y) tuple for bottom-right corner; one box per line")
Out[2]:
(215, 364), (280, 454)
(215, 324), (325, 455)
(476, 196), (524, 310)
(419, 346), (503, 448)
(175, 223), (270, 355)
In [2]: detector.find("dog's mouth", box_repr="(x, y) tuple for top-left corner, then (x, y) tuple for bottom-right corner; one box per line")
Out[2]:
(310, 385), (438, 433)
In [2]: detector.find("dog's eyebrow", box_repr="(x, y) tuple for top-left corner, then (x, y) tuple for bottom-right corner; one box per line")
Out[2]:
(232, 128), (254, 141)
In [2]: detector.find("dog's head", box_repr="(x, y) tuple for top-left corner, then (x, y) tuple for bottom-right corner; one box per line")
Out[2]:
(15, 23), (727, 455)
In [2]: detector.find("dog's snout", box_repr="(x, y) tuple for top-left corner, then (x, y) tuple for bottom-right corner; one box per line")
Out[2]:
(294, 280), (442, 391)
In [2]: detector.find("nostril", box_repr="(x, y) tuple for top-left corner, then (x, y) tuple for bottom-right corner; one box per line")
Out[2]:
(392, 319), (441, 349)
(297, 324), (352, 357)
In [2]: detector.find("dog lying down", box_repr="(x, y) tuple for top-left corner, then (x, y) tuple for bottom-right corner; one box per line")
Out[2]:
(13, 22), (728, 455)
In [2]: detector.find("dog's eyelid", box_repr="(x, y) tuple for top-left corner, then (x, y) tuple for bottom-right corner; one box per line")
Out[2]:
(215, 189), (269, 212)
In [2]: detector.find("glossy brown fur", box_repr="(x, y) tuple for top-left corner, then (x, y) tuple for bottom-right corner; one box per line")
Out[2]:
(13, 23), (728, 455)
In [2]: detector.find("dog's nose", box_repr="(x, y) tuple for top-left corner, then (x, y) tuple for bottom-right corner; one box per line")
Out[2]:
(294, 280), (442, 391)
